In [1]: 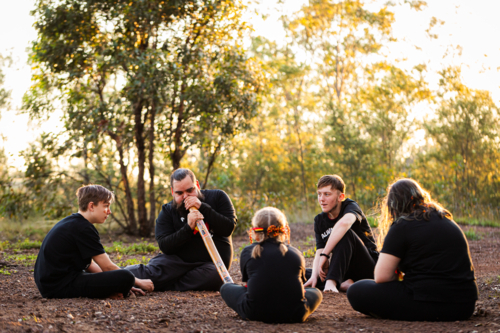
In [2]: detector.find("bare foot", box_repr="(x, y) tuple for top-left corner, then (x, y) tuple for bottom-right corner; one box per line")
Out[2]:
(323, 279), (339, 293)
(339, 279), (354, 292)
(108, 293), (124, 300)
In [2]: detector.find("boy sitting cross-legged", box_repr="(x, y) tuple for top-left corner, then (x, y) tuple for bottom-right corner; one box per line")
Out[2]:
(34, 185), (154, 299)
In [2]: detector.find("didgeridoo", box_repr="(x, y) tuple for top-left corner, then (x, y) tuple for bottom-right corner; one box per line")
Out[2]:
(189, 207), (234, 284)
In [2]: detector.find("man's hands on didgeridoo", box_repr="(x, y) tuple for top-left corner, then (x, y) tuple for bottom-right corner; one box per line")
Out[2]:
(184, 196), (202, 210)
(187, 210), (204, 230)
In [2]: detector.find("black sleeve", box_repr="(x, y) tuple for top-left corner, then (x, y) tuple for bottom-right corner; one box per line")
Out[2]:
(76, 224), (105, 260)
(381, 220), (407, 259)
(240, 246), (253, 283)
(314, 216), (326, 249)
(343, 201), (363, 223)
(289, 246), (307, 284)
(198, 190), (237, 237)
(155, 205), (193, 255)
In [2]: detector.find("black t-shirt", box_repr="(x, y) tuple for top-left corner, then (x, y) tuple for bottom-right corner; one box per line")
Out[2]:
(155, 189), (237, 268)
(314, 198), (378, 259)
(381, 212), (478, 302)
(34, 213), (105, 298)
(239, 239), (308, 323)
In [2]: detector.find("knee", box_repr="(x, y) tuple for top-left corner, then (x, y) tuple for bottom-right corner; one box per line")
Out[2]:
(120, 269), (136, 287)
(220, 282), (233, 297)
(346, 279), (373, 309)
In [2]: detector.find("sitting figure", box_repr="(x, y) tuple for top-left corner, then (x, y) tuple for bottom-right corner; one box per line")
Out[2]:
(305, 175), (379, 292)
(347, 178), (478, 321)
(125, 168), (237, 291)
(34, 185), (153, 299)
(220, 207), (323, 323)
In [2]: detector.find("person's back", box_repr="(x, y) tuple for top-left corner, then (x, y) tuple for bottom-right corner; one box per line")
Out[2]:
(347, 178), (477, 321)
(385, 212), (477, 302)
(35, 214), (104, 297)
(34, 185), (153, 299)
(241, 240), (306, 323)
(220, 207), (322, 323)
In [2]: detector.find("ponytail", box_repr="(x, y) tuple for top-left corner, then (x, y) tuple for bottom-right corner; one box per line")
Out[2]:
(248, 207), (290, 259)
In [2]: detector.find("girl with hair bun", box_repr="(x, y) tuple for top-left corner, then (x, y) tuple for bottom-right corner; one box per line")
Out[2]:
(220, 207), (323, 323)
(347, 178), (478, 321)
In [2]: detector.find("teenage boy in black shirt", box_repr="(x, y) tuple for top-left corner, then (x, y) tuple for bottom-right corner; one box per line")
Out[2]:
(34, 185), (154, 299)
(304, 175), (378, 292)
(125, 168), (237, 291)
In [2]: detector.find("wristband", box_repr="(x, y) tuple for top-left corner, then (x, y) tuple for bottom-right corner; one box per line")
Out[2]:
(320, 253), (331, 259)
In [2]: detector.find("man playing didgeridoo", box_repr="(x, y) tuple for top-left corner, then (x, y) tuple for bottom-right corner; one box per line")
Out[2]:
(125, 168), (237, 291)
(304, 175), (379, 292)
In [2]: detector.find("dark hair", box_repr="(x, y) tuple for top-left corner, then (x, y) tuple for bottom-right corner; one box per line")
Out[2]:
(76, 185), (114, 212)
(170, 168), (196, 188)
(317, 175), (345, 193)
(377, 178), (452, 248)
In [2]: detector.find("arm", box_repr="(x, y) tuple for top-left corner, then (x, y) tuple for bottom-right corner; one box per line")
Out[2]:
(304, 248), (324, 288)
(93, 253), (121, 271)
(155, 205), (194, 255)
(321, 213), (357, 256)
(92, 253), (154, 292)
(317, 213), (357, 280)
(374, 253), (401, 283)
(85, 260), (103, 273)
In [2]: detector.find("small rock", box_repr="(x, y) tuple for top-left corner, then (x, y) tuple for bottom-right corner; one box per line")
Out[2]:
(67, 314), (74, 320)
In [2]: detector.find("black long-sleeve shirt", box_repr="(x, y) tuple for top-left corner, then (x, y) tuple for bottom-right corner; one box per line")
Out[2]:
(155, 189), (237, 268)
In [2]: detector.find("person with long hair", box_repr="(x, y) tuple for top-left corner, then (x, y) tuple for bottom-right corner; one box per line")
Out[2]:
(347, 178), (478, 321)
(220, 207), (323, 323)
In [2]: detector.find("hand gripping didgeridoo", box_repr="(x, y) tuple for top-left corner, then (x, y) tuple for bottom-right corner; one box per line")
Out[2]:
(189, 207), (234, 284)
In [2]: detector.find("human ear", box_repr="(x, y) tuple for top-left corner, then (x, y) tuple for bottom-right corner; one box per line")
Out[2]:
(88, 202), (95, 212)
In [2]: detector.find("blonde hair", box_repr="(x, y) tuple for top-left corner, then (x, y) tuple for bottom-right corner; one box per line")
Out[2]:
(250, 207), (289, 259)
(377, 178), (452, 249)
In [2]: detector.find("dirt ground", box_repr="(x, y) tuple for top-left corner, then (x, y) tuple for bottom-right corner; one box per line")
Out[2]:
(1, 223), (499, 333)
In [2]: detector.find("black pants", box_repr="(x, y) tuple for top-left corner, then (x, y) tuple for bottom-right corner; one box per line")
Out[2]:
(124, 253), (222, 291)
(220, 283), (323, 323)
(50, 269), (135, 299)
(347, 280), (476, 321)
(307, 229), (376, 289)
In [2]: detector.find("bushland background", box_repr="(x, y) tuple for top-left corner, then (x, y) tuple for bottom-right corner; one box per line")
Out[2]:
(1, 0), (499, 239)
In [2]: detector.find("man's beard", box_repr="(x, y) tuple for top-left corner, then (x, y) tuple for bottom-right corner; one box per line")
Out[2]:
(172, 190), (206, 212)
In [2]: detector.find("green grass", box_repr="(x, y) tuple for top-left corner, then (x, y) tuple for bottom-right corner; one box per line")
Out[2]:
(0, 239), (42, 251)
(116, 256), (150, 267)
(303, 235), (315, 246)
(5, 254), (38, 267)
(455, 217), (500, 228)
(303, 247), (316, 258)
(104, 241), (158, 255)
(463, 229), (482, 240)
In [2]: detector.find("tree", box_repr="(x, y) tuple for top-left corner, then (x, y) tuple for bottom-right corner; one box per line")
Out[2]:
(24, 0), (263, 235)
(421, 67), (500, 216)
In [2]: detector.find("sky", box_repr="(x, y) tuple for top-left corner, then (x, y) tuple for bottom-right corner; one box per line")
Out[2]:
(1, 0), (500, 169)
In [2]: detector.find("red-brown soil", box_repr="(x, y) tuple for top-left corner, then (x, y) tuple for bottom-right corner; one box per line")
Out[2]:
(1, 224), (499, 332)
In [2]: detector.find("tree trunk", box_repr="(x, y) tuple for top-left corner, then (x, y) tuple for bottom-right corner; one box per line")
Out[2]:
(148, 104), (156, 233)
(109, 133), (137, 234)
(134, 101), (148, 236)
